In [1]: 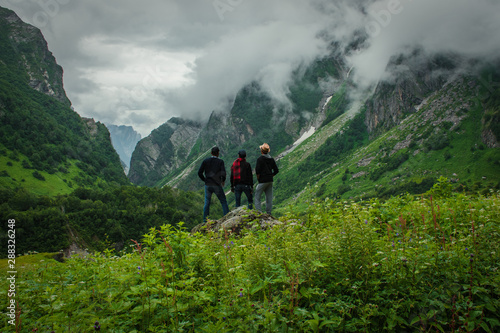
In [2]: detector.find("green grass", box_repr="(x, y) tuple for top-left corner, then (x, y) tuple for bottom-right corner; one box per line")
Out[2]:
(0, 252), (59, 272)
(0, 156), (71, 196)
(0, 151), (81, 196)
(0, 144), (119, 196)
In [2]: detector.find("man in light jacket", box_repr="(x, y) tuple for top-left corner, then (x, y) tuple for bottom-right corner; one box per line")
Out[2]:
(254, 143), (279, 215)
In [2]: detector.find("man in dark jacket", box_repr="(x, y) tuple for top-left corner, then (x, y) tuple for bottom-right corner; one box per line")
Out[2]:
(230, 149), (254, 209)
(255, 143), (279, 215)
(198, 146), (229, 222)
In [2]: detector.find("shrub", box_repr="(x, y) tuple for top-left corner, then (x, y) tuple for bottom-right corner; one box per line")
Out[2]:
(425, 132), (449, 150)
(426, 176), (453, 198)
(370, 152), (409, 181)
(337, 184), (351, 196)
(444, 150), (452, 160)
(21, 159), (31, 169)
(32, 170), (45, 181)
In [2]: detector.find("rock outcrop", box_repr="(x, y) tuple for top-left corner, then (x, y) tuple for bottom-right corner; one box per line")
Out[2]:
(191, 207), (283, 235)
(365, 52), (457, 136)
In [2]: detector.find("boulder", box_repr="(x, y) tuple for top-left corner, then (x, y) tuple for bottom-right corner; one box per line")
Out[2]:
(191, 207), (283, 235)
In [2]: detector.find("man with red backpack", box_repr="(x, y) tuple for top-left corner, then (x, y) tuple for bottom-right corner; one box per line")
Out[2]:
(230, 150), (254, 209)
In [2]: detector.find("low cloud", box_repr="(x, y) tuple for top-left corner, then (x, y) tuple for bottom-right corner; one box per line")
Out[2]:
(345, 0), (500, 89)
(166, 18), (332, 119)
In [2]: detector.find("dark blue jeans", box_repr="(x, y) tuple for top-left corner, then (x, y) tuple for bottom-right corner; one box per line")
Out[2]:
(234, 184), (253, 209)
(203, 185), (229, 222)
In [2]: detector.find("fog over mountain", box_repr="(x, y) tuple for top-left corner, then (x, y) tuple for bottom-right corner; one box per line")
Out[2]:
(1, 0), (499, 136)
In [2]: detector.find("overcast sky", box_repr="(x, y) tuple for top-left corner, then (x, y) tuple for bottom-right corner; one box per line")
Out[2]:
(1, 0), (499, 136)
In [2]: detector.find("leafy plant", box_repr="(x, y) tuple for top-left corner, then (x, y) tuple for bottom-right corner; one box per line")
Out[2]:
(2, 192), (498, 332)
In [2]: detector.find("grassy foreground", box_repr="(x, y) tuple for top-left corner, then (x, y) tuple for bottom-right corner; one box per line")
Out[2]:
(1, 188), (499, 332)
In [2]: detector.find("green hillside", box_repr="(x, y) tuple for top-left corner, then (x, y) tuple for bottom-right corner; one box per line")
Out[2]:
(0, 149), (88, 196)
(0, 67), (130, 192)
(275, 75), (500, 214)
(0, 6), (129, 194)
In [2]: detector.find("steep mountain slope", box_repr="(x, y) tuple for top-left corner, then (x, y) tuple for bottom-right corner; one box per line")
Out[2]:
(0, 6), (69, 106)
(276, 71), (500, 213)
(129, 117), (204, 186)
(364, 52), (457, 136)
(0, 6), (129, 195)
(107, 124), (142, 172)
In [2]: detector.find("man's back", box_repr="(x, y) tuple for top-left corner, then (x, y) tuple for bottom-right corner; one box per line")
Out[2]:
(199, 146), (229, 222)
(198, 156), (226, 186)
(256, 154), (279, 183)
(231, 158), (253, 187)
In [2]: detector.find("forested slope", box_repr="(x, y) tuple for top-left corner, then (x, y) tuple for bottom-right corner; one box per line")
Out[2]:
(0, 6), (129, 195)
(0, 186), (205, 256)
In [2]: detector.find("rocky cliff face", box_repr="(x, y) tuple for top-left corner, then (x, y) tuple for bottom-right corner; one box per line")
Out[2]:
(363, 52), (500, 153)
(197, 110), (257, 156)
(0, 6), (70, 106)
(365, 52), (457, 136)
(482, 128), (499, 148)
(128, 118), (203, 186)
